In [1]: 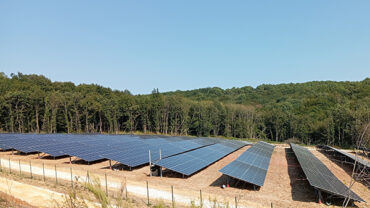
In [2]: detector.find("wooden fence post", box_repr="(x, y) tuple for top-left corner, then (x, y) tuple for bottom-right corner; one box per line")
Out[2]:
(70, 167), (73, 188)
(149, 150), (152, 177)
(171, 185), (174, 208)
(55, 164), (58, 184)
(160, 149), (163, 178)
(146, 181), (150, 206)
(42, 162), (45, 181)
(87, 170), (90, 183)
(19, 160), (21, 175)
(30, 160), (32, 179)
(125, 181), (128, 199)
(235, 196), (237, 208)
(200, 189), (203, 208)
(105, 173), (108, 196)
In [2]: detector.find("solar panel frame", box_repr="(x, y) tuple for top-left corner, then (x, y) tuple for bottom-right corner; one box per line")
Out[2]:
(156, 141), (247, 176)
(323, 145), (370, 169)
(219, 141), (275, 187)
(290, 143), (364, 202)
(0, 134), (244, 169)
(102, 138), (213, 167)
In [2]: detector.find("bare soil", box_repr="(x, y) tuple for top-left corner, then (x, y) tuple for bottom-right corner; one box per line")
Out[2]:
(0, 190), (36, 208)
(0, 144), (369, 208)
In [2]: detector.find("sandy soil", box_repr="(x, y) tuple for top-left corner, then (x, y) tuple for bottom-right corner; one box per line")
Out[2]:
(0, 174), (66, 208)
(0, 190), (36, 208)
(0, 144), (369, 208)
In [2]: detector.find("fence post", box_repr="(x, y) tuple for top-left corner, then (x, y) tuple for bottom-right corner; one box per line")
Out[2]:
(42, 162), (45, 181)
(149, 150), (152, 177)
(146, 181), (150, 206)
(30, 160), (32, 179)
(87, 170), (90, 183)
(160, 149), (163, 178)
(125, 180), (128, 199)
(19, 160), (21, 176)
(200, 189), (203, 208)
(70, 167), (73, 188)
(235, 196), (237, 208)
(55, 164), (58, 184)
(271, 202), (273, 208)
(171, 185), (174, 208)
(105, 173), (108, 196)
(0, 158), (2, 172)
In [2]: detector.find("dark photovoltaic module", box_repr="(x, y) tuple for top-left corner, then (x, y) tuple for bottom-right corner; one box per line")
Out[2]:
(290, 143), (364, 202)
(155, 139), (248, 176)
(219, 141), (275, 187)
(0, 134), (246, 169)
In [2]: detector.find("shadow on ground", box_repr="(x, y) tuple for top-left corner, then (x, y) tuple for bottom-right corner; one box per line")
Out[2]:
(285, 148), (316, 203)
(40, 155), (69, 160)
(210, 175), (260, 191)
(286, 148), (360, 207)
(317, 149), (369, 189)
(64, 158), (107, 165)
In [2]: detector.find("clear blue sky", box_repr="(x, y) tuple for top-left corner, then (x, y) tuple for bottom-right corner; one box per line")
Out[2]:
(0, 1), (369, 94)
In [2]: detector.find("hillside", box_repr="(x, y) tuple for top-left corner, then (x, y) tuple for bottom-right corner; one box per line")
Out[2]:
(0, 72), (369, 147)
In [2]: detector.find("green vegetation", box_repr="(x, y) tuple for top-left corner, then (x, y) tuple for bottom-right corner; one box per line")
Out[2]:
(0, 72), (369, 147)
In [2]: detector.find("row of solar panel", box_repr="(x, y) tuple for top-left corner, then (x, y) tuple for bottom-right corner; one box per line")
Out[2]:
(323, 145), (370, 169)
(155, 141), (248, 176)
(0, 134), (218, 167)
(219, 141), (275, 187)
(290, 143), (364, 202)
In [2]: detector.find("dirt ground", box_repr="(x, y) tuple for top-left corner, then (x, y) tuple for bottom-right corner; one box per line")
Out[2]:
(0, 144), (369, 208)
(0, 190), (35, 208)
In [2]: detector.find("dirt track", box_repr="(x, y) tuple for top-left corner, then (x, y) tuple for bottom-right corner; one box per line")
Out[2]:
(0, 144), (369, 208)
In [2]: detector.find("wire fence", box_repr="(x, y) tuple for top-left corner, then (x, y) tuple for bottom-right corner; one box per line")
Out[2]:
(0, 157), (273, 208)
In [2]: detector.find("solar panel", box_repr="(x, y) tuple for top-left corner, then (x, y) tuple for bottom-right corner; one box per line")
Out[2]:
(102, 138), (214, 167)
(219, 141), (274, 187)
(156, 141), (247, 176)
(0, 144), (8, 150)
(0, 136), (38, 153)
(290, 143), (364, 202)
(31, 143), (69, 157)
(323, 145), (370, 169)
(0, 133), (246, 169)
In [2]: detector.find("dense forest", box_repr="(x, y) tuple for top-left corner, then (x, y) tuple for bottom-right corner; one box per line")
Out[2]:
(0, 72), (369, 147)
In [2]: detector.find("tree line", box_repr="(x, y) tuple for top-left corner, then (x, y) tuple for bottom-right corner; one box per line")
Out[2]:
(0, 72), (369, 148)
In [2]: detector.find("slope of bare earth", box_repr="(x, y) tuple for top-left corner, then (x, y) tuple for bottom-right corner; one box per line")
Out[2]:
(0, 190), (36, 208)
(0, 144), (369, 208)
(0, 175), (64, 208)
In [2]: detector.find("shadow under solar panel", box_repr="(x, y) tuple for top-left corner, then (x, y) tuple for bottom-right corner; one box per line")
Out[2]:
(323, 145), (370, 169)
(290, 143), (364, 203)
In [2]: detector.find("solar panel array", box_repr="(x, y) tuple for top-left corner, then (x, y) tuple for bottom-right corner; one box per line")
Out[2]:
(219, 141), (275, 187)
(290, 143), (364, 202)
(101, 137), (215, 167)
(0, 134), (220, 167)
(324, 145), (370, 169)
(155, 139), (249, 176)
